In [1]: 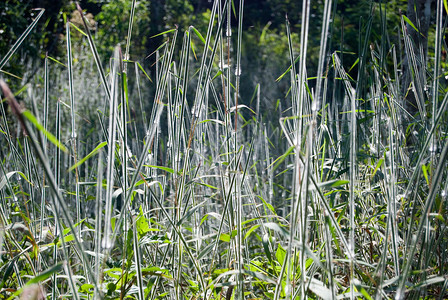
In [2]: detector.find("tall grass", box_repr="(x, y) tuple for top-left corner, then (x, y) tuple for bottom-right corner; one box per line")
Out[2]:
(0, 0), (447, 299)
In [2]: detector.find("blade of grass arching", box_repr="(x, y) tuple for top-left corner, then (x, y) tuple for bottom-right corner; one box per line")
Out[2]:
(239, 137), (272, 241)
(76, 3), (110, 100)
(396, 136), (448, 300)
(0, 9), (45, 71)
(281, 39), (302, 297)
(220, 4), (235, 246)
(0, 80), (101, 298)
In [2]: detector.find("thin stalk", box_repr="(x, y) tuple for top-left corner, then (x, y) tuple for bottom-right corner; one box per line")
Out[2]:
(39, 54), (49, 261)
(76, 3), (111, 100)
(400, 16), (426, 120)
(94, 151), (103, 299)
(102, 46), (120, 250)
(110, 29), (178, 250)
(51, 99), (61, 300)
(124, 0), (136, 63)
(296, 1), (310, 297)
(396, 134), (448, 299)
(388, 116), (400, 275)
(66, 19), (82, 245)
(146, 185), (207, 298)
(430, 0), (443, 179)
(234, 1), (244, 298)
(313, 0), (333, 115)
(132, 215), (144, 300)
(349, 59), (356, 300)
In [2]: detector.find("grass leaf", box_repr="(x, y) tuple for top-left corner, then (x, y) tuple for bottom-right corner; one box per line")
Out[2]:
(22, 110), (68, 153)
(68, 142), (107, 172)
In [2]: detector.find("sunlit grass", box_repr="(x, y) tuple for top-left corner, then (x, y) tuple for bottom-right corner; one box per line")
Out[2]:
(0, 0), (447, 299)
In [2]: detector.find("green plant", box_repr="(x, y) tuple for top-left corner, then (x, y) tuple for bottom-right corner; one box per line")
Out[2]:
(0, 0), (447, 299)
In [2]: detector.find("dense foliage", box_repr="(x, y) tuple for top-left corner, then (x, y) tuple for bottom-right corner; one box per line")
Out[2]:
(0, 0), (447, 299)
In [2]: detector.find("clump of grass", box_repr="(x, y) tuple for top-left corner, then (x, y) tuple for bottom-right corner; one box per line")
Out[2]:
(0, 0), (447, 299)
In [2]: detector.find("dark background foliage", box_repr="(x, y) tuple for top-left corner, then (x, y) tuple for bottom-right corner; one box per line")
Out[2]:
(0, 0), (441, 122)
